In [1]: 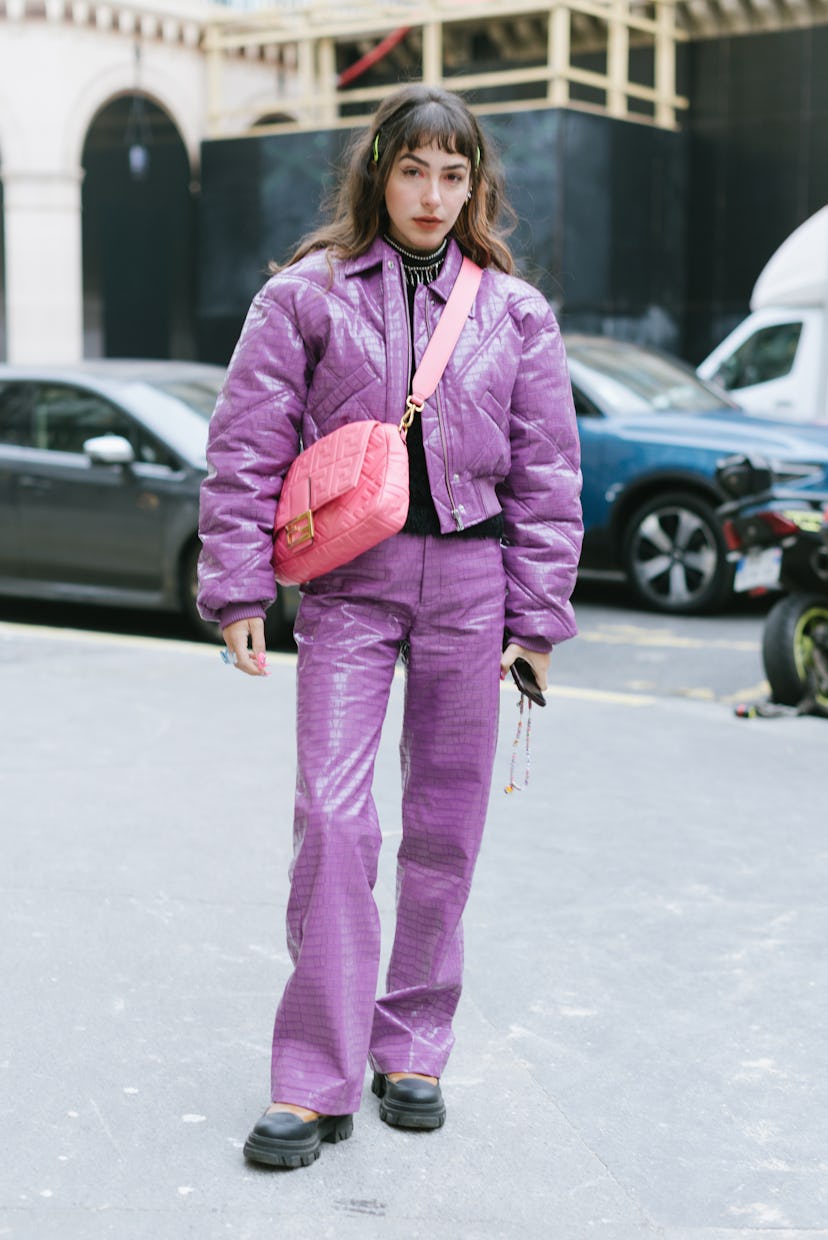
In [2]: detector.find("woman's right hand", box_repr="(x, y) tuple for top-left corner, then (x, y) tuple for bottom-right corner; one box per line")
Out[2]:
(221, 618), (269, 677)
(500, 642), (549, 691)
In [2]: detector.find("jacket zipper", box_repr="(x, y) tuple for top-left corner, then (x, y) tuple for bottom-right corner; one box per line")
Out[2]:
(425, 296), (464, 531)
(401, 266), (414, 400)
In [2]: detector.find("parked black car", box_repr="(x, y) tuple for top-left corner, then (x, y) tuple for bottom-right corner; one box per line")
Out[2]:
(0, 360), (298, 642)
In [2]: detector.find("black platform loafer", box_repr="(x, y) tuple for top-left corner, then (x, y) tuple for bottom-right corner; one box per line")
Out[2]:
(371, 1072), (446, 1130)
(243, 1108), (354, 1168)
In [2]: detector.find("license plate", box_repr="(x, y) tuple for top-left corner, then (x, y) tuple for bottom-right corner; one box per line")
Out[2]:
(733, 546), (782, 593)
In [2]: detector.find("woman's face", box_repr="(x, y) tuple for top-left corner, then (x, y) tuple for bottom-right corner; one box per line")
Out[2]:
(383, 142), (471, 253)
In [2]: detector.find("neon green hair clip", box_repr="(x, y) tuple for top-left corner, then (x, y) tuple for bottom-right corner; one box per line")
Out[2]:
(372, 134), (380, 163)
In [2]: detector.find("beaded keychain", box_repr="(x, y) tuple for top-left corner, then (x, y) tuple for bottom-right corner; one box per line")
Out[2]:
(504, 694), (532, 793)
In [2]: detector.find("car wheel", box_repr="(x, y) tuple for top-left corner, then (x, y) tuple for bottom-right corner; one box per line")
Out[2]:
(181, 542), (223, 643)
(762, 592), (828, 710)
(622, 491), (731, 614)
(263, 592), (296, 648)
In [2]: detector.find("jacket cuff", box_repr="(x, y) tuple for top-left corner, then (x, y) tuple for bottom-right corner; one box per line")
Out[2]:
(218, 602), (268, 631)
(504, 631), (553, 655)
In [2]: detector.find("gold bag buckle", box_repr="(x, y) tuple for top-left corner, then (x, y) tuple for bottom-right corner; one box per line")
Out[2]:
(399, 396), (424, 440)
(285, 509), (314, 548)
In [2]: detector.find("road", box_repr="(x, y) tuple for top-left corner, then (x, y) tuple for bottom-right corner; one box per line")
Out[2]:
(2, 584), (826, 1239)
(560, 579), (773, 710)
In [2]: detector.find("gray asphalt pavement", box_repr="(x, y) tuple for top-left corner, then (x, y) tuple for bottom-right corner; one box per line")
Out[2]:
(2, 616), (827, 1240)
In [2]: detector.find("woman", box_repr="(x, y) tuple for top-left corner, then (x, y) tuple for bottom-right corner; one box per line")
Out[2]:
(198, 84), (582, 1169)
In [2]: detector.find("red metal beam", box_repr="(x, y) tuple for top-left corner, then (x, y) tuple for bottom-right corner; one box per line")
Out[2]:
(337, 26), (412, 88)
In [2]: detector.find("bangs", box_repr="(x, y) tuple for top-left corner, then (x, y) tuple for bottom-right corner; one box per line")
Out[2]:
(396, 101), (478, 163)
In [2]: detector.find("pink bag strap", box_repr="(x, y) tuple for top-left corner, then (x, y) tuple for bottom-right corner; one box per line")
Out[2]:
(400, 257), (482, 434)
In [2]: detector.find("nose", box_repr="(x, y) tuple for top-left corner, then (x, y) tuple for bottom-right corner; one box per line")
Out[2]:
(421, 177), (441, 208)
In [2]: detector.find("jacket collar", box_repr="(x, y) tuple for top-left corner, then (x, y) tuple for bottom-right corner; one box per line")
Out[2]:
(343, 235), (476, 316)
(342, 235), (386, 277)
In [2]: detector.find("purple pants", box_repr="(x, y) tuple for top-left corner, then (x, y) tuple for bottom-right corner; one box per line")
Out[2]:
(269, 533), (506, 1115)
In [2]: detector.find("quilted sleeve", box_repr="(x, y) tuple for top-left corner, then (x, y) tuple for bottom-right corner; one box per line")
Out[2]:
(496, 297), (583, 651)
(197, 279), (311, 625)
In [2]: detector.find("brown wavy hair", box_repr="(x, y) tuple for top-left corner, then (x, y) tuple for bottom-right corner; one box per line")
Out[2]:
(280, 85), (516, 273)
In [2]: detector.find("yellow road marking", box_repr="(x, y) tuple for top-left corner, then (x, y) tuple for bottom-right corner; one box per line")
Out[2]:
(721, 682), (771, 704)
(580, 624), (757, 652)
(548, 684), (656, 706)
(0, 621), (298, 664)
(501, 681), (655, 707)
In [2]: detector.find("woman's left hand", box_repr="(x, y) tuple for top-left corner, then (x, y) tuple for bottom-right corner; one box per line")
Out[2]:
(500, 643), (550, 691)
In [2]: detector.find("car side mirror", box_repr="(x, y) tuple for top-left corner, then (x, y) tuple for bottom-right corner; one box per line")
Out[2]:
(83, 434), (135, 466)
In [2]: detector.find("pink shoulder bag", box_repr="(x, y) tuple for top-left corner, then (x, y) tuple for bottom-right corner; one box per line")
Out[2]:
(273, 257), (482, 586)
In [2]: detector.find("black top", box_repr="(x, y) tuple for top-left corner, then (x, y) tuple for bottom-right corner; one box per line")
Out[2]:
(385, 234), (503, 541)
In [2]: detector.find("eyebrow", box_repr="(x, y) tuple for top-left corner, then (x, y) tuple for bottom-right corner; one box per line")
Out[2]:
(398, 152), (468, 171)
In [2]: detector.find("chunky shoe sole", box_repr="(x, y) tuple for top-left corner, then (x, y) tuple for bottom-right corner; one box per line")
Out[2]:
(243, 1113), (353, 1168)
(372, 1072), (446, 1131)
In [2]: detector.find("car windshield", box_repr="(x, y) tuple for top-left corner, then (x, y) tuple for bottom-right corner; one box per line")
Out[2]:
(566, 340), (733, 415)
(148, 376), (224, 419)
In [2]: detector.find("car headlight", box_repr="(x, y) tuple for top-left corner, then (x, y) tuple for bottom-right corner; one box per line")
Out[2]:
(770, 460), (826, 486)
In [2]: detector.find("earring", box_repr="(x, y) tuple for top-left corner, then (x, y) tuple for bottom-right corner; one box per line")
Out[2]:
(465, 190), (472, 202)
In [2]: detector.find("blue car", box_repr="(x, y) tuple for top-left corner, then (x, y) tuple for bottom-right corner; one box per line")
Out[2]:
(567, 336), (828, 613)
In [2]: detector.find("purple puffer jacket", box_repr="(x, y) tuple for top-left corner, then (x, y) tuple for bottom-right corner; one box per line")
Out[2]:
(198, 235), (583, 650)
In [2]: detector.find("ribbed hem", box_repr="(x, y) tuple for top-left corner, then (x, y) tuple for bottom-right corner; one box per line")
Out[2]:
(401, 509), (505, 539)
(504, 632), (553, 655)
(218, 602), (267, 631)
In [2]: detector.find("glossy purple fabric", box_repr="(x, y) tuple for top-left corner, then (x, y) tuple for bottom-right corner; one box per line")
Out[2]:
(269, 533), (505, 1115)
(197, 235), (583, 651)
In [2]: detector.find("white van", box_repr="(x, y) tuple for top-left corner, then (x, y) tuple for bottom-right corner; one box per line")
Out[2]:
(696, 205), (828, 423)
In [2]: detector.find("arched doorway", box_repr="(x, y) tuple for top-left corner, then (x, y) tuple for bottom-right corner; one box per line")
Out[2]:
(82, 95), (195, 359)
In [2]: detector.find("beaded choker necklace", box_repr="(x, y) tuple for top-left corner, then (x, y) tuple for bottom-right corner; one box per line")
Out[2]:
(384, 235), (448, 286)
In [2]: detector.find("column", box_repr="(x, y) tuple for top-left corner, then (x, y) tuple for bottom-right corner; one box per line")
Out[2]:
(607, 0), (630, 120)
(548, 3), (570, 106)
(317, 37), (337, 125)
(2, 168), (84, 363)
(422, 21), (442, 87)
(655, 0), (678, 129)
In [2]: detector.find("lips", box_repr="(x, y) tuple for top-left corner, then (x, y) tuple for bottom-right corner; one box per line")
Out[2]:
(414, 217), (442, 226)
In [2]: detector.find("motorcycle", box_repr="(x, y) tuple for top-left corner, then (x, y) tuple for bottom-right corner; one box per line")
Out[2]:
(716, 454), (828, 715)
